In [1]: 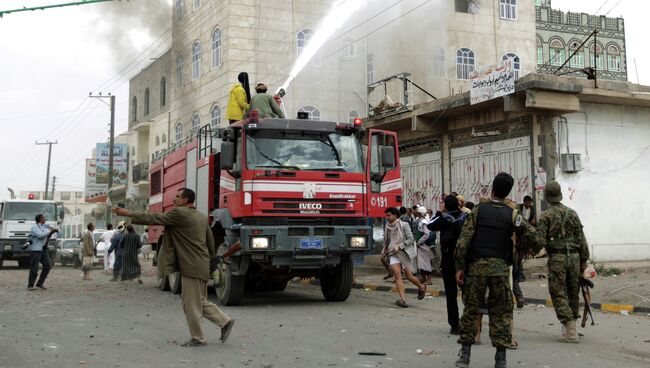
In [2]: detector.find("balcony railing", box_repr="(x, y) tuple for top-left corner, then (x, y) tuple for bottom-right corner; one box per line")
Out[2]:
(132, 163), (149, 183)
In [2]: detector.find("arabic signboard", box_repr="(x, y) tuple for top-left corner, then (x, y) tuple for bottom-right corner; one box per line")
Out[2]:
(470, 58), (515, 105)
(96, 143), (129, 186)
(84, 159), (107, 203)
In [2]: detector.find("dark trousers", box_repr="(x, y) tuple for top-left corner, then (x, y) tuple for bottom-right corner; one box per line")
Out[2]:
(28, 251), (51, 287)
(442, 266), (459, 329)
(512, 251), (525, 301)
(112, 249), (123, 279)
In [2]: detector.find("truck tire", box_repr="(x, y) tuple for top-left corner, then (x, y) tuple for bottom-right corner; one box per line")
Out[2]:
(215, 263), (245, 306)
(169, 272), (182, 295)
(18, 259), (31, 269)
(320, 254), (353, 302)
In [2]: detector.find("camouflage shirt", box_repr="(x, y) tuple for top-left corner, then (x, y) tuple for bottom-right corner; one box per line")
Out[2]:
(536, 203), (589, 262)
(455, 200), (539, 277)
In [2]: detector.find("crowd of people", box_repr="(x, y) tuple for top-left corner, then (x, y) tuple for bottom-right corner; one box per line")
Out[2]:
(380, 174), (590, 368)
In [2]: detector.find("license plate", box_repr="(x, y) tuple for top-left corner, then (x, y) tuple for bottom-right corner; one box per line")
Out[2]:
(300, 238), (323, 249)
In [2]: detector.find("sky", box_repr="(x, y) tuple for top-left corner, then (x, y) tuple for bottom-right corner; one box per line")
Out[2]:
(0, 0), (646, 201)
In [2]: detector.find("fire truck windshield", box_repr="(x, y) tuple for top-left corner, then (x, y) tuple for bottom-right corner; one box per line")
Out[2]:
(4, 202), (57, 221)
(246, 131), (364, 172)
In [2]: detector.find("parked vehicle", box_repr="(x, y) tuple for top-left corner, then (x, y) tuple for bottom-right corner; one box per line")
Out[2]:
(71, 229), (106, 268)
(54, 238), (82, 267)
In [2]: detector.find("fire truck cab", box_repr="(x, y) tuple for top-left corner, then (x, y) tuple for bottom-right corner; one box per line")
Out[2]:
(149, 115), (401, 305)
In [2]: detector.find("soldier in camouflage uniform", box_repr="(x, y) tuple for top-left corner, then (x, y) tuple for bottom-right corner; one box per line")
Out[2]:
(454, 173), (539, 368)
(536, 180), (589, 343)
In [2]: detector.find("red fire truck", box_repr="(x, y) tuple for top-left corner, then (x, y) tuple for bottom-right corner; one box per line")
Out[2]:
(148, 113), (402, 305)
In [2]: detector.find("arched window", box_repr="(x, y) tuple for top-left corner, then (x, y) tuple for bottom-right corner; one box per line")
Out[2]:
(131, 96), (137, 122)
(160, 77), (166, 107)
(144, 88), (150, 116)
(456, 48), (475, 80)
(607, 44), (621, 71)
(297, 106), (320, 121)
(549, 39), (565, 66)
(589, 43), (604, 70)
(175, 122), (183, 141)
(348, 110), (360, 124)
(431, 48), (446, 77)
(155, 135), (160, 146)
(297, 28), (313, 55)
(175, 0), (184, 22)
(340, 38), (356, 57)
(503, 53), (521, 80)
(211, 105), (221, 129)
(161, 133), (167, 143)
(536, 37), (543, 65)
(176, 55), (184, 88)
(212, 28), (222, 68)
(191, 113), (200, 136)
(569, 40), (584, 68)
(192, 41), (201, 80)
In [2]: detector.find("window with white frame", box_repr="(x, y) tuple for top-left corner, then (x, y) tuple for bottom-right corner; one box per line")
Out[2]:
(499, 0), (517, 20)
(607, 44), (621, 71)
(297, 28), (313, 55)
(536, 38), (544, 65)
(144, 88), (150, 116)
(590, 43), (604, 70)
(211, 105), (221, 129)
(175, 122), (183, 141)
(193, 0), (200, 10)
(367, 54), (374, 84)
(569, 41), (584, 68)
(192, 41), (201, 80)
(549, 39), (565, 66)
(212, 28), (222, 68)
(341, 38), (356, 57)
(175, 0), (184, 22)
(176, 55), (184, 88)
(456, 48), (475, 80)
(503, 53), (521, 80)
(191, 114), (200, 136)
(431, 48), (446, 77)
(160, 77), (166, 106)
(297, 106), (320, 121)
(348, 110), (360, 124)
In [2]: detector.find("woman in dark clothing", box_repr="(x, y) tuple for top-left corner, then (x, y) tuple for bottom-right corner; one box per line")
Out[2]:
(119, 225), (143, 283)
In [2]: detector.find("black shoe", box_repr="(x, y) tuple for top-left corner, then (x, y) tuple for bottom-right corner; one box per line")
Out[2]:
(449, 326), (461, 335)
(516, 299), (525, 309)
(455, 344), (471, 368)
(220, 319), (235, 343)
(495, 348), (507, 368)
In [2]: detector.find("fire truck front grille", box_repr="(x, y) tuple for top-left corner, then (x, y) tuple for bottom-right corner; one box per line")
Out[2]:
(260, 197), (356, 215)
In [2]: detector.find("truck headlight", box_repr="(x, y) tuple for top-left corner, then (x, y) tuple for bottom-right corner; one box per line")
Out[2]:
(4, 244), (11, 250)
(251, 237), (270, 249)
(350, 236), (366, 248)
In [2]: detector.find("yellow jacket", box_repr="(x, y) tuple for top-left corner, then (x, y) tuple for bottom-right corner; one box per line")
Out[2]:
(226, 84), (250, 121)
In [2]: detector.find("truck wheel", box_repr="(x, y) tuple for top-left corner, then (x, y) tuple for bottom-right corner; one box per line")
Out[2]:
(18, 259), (31, 269)
(215, 262), (245, 306)
(73, 256), (81, 268)
(169, 272), (182, 295)
(320, 254), (353, 302)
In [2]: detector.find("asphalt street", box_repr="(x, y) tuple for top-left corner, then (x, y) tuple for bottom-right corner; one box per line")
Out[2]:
(1, 263), (649, 368)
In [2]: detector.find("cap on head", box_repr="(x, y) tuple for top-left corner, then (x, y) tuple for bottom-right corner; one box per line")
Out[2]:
(544, 180), (563, 203)
(416, 206), (427, 215)
(255, 83), (267, 92)
(456, 195), (466, 202)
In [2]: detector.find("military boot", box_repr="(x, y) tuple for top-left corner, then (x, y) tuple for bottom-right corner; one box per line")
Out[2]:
(494, 348), (507, 368)
(455, 344), (471, 368)
(558, 319), (580, 343)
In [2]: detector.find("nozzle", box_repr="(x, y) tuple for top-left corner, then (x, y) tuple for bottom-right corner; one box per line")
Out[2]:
(275, 87), (286, 98)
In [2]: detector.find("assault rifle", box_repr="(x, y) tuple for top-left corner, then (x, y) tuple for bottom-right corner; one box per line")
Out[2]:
(580, 278), (595, 327)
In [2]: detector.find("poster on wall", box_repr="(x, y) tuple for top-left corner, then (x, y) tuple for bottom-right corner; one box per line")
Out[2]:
(84, 159), (108, 203)
(96, 143), (128, 186)
(470, 58), (515, 105)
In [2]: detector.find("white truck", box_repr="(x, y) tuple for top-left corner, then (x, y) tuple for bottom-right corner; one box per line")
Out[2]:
(0, 199), (62, 269)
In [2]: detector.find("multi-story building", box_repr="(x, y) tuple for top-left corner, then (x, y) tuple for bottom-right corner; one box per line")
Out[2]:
(535, 0), (627, 81)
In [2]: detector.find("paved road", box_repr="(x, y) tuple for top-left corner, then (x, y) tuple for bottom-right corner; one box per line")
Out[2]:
(1, 263), (649, 368)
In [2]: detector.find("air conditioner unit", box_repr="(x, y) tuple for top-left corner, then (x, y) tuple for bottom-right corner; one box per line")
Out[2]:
(560, 153), (581, 173)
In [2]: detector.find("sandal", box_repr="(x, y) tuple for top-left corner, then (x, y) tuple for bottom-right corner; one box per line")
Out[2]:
(417, 285), (426, 300)
(395, 299), (408, 308)
(508, 340), (519, 350)
(383, 274), (394, 281)
(181, 338), (206, 347)
(221, 319), (236, 343)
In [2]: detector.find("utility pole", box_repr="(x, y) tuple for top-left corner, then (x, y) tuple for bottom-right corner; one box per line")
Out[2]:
(89, 93), (115, 225)
(51, 176), (57, 198)
(36, 141), (58, 200)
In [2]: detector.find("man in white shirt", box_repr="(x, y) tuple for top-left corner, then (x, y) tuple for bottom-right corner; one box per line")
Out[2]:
(100, 224), (116, 272)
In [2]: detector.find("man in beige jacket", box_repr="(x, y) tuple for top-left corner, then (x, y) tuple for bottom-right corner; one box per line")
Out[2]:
(114, 188), (235, 347)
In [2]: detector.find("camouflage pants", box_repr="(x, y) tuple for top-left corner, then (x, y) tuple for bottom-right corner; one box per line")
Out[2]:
(458, 275), (513, 349)
(548, 254), (581, 323)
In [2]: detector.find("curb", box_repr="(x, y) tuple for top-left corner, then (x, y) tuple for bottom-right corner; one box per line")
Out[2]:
(295, 279), (650, 315)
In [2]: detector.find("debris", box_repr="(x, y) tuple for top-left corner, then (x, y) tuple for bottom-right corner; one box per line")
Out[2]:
(364, 288), (371, 292)
(416, 349), (423, 354)
(536, 304), (546, 308)
(540, 284), (546, 287)
(340, 329), (347, 333)
(620, 310), (629, 316)
(358, 352), (387, 356)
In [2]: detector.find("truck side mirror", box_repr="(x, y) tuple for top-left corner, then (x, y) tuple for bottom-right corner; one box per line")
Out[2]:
(381, 146), (396, 169)
(220, 142), (235, 170)
(59, 210), (65, 220)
